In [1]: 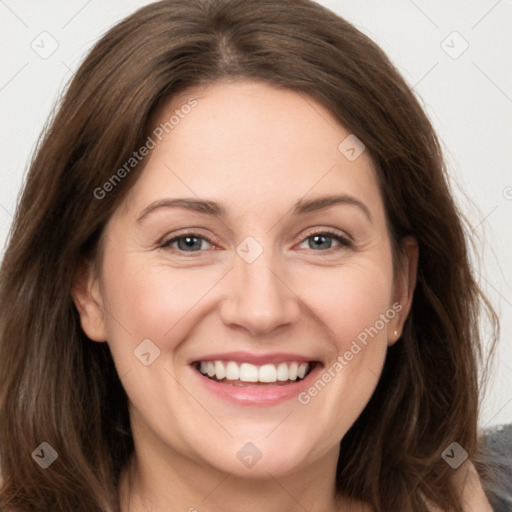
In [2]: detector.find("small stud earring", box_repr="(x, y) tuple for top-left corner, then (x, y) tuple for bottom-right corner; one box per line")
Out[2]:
(394, 330), (399, 337)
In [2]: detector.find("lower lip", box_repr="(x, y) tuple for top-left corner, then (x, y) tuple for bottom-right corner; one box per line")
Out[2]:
(191, 364), (322, 406)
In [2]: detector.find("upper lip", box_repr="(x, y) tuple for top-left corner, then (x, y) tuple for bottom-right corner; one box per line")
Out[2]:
(189, 351), (319, 366)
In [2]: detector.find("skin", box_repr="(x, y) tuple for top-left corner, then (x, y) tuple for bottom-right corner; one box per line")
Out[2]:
(72, 79), (422, 512)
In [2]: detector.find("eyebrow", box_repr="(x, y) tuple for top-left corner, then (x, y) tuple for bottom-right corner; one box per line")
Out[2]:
(136, 194), (372, 223)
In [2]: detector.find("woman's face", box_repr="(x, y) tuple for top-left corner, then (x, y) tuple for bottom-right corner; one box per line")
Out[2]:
(74, 80), (416, 479)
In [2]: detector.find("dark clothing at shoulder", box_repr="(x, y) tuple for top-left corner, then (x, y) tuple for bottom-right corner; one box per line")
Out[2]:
(480, 423), (512, 512)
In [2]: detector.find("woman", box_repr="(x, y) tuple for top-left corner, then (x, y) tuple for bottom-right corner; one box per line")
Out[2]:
(0, 0), (501, 510)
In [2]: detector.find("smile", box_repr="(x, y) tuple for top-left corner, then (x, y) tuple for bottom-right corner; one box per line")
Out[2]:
(189, 352), (322, 405)
(195, 360), (314, 386)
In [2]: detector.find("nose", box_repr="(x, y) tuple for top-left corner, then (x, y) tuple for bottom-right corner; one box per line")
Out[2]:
(219, 248), (301, 337)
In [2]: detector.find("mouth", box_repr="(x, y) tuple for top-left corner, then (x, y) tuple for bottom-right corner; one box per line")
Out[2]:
(189, 353), (322, 405)
(192, 360), (317, 386)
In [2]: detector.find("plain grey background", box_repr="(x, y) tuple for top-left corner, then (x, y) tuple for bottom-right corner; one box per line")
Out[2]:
(0, 0), (511, 428)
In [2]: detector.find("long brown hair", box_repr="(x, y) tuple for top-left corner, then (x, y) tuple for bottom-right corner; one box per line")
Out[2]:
(0, 0), (498, 510)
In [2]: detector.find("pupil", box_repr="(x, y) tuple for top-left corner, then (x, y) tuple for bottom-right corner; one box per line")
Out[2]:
(311, 235), (331, 250)
(179, 236), (201, 251)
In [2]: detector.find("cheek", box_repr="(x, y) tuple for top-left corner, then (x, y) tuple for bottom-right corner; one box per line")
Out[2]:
(296, 259), (394, 349)
(302, 220), (399, 410)
(100, 253), (223, 358)
(98, 257), (223, 426)
(293, 264), (393, 441)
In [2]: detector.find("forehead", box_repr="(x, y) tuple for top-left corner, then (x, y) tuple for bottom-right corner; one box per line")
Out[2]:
(122, 80), (385, 223)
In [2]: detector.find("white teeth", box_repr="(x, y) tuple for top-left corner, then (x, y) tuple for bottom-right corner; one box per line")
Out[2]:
(288, 362), (298, 380)
(197, 360), (312, 383)
(214, 361), (226, 380)
(239, 363), (259, 382)
(276, 362), (289, 381)
(206, 361), (215, 377)
(259, 364), (277, 382)
(225, 361), (240, 380)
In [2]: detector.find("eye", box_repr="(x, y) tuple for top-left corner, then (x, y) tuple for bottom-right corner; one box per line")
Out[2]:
(160, 233), (216, 253)
(160, 229), (353, 255)
(298, 229), (353, 251)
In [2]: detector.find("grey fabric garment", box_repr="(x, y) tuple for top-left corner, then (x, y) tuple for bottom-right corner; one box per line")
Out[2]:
(480, 423), (512, 512)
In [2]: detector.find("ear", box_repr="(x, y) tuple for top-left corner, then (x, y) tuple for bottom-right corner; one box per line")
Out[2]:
(71, 260), (107, 342)
(387, 236), (418, 346)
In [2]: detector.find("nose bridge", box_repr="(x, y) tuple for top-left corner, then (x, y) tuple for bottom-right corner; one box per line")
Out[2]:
(219, 235), (300, 336)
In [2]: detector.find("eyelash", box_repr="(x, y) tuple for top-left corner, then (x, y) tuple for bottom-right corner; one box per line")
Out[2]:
(160, 228), (353, 255)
